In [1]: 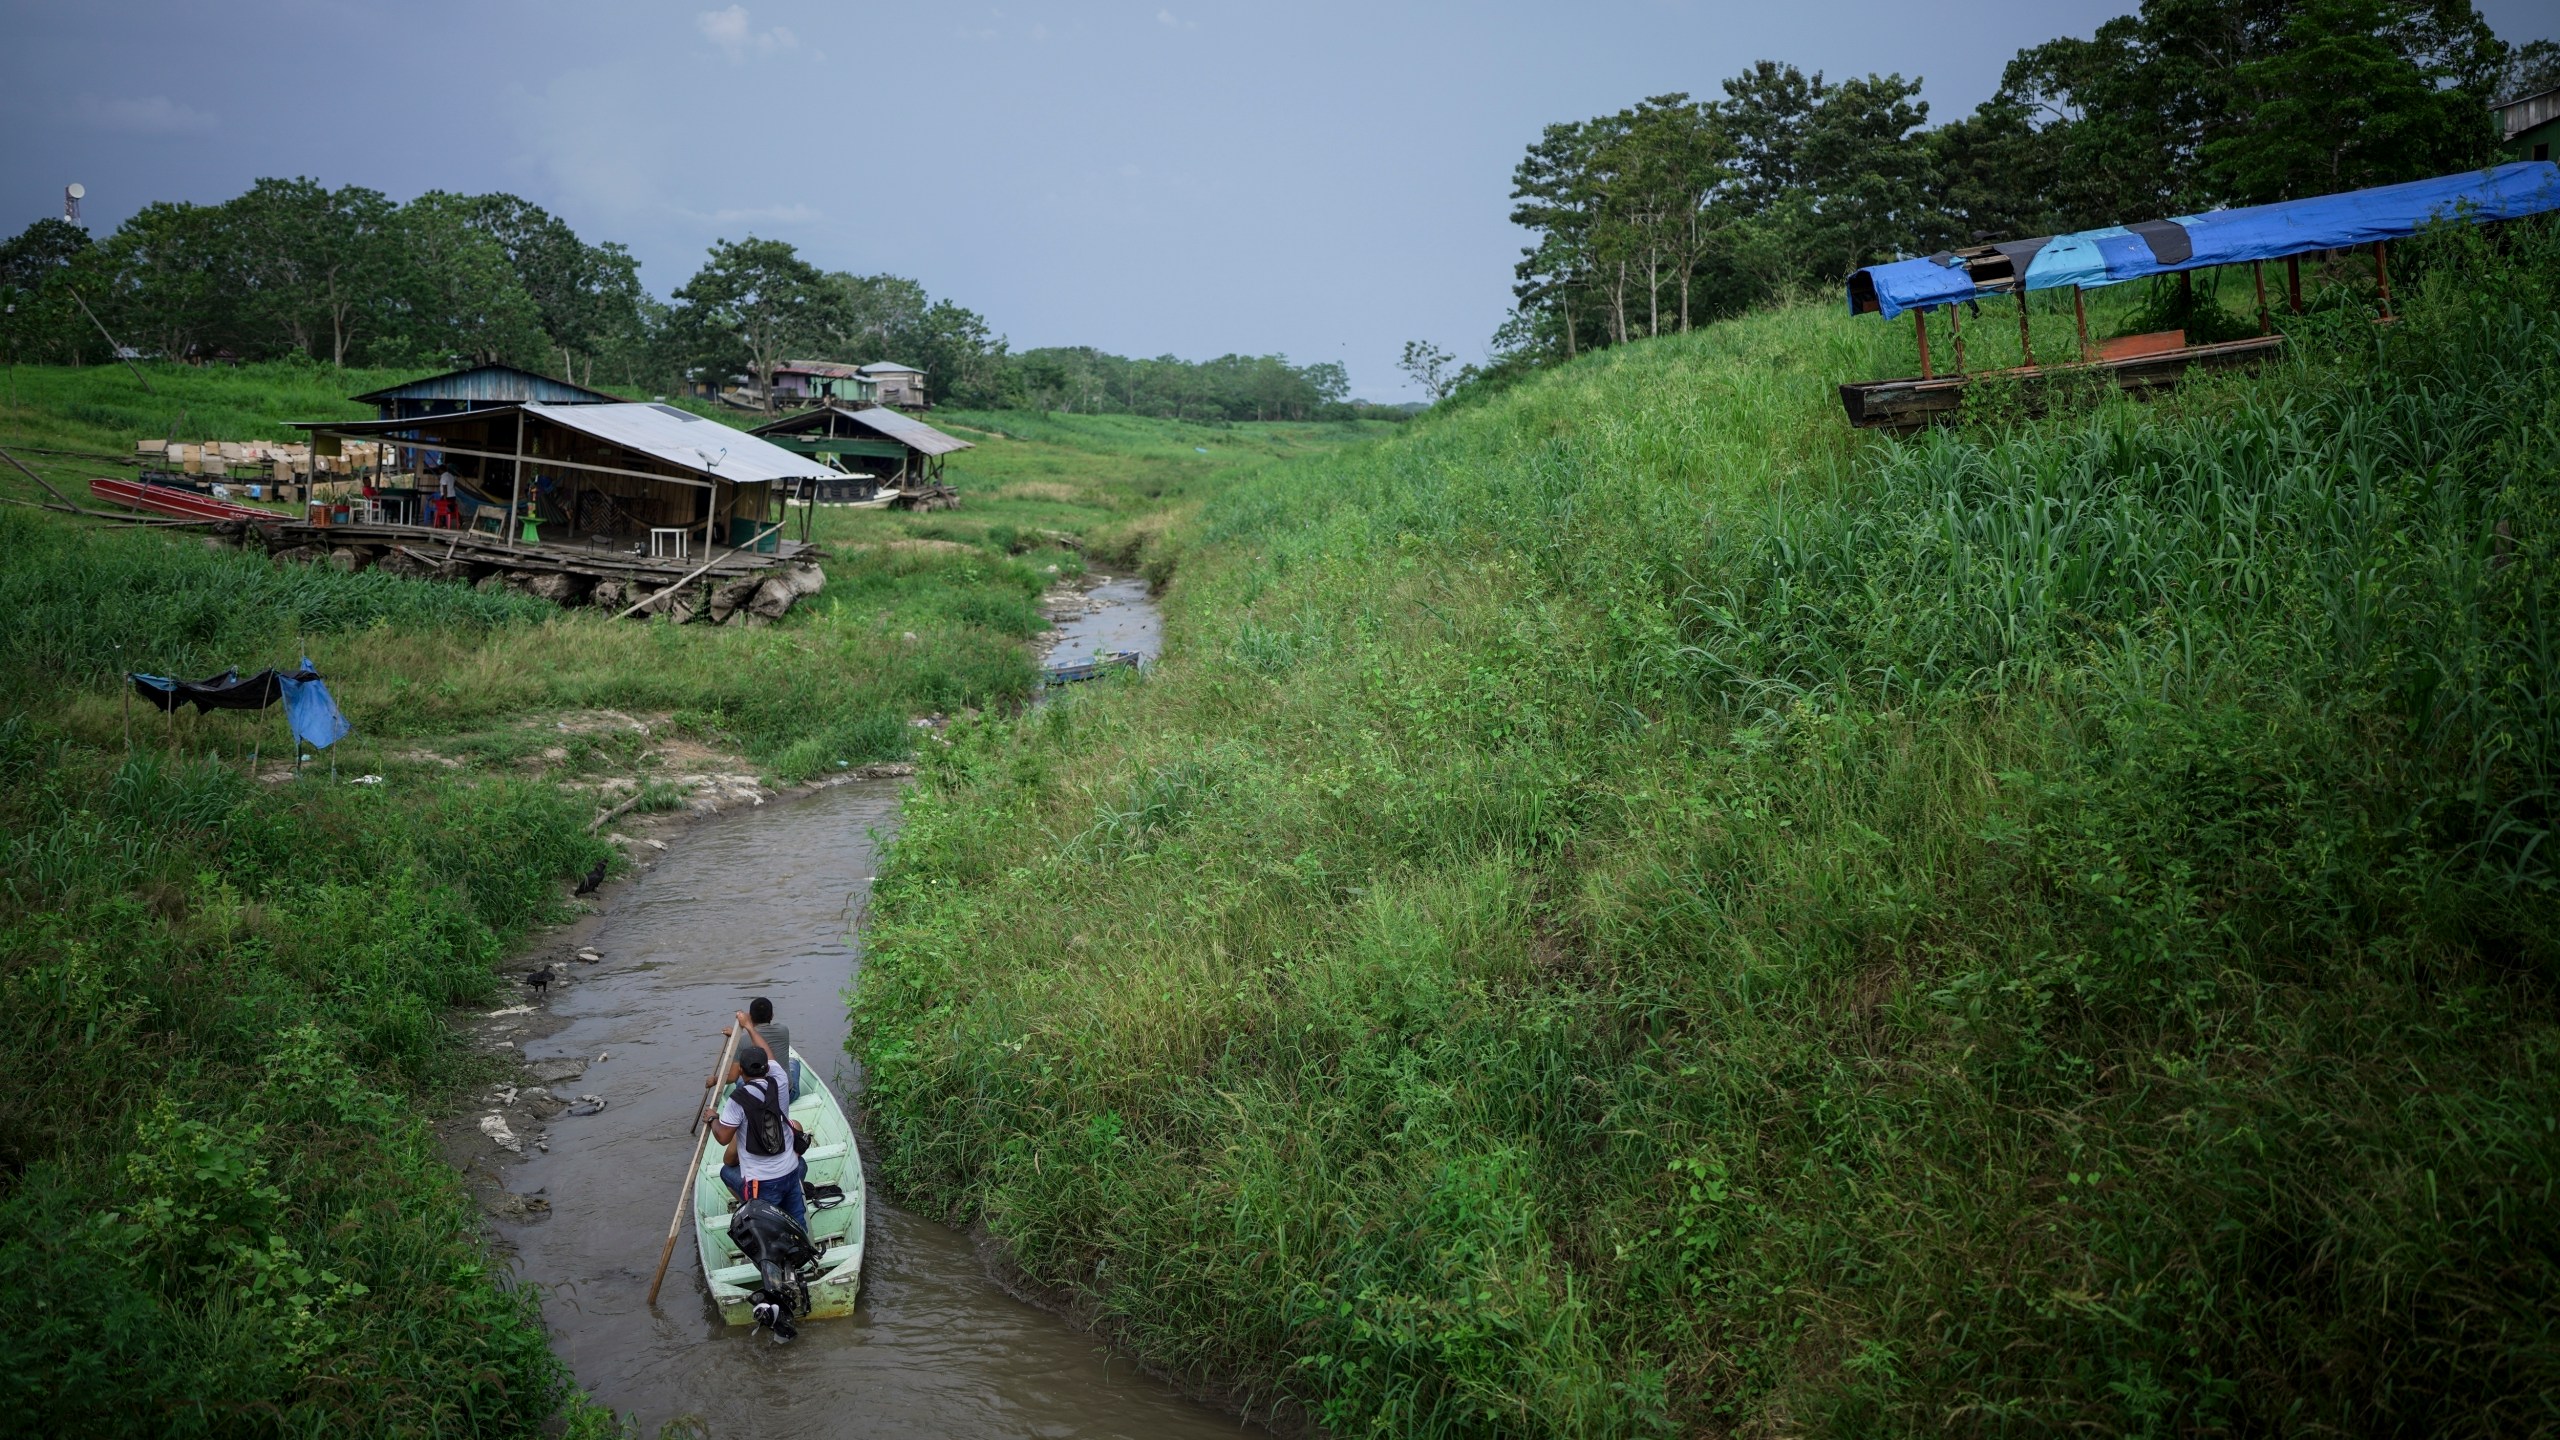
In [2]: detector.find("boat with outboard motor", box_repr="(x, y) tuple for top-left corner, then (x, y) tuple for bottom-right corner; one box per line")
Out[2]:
(692, 1049), (865, 1326)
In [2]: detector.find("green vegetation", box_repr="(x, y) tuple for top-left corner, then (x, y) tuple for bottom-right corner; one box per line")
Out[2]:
(853, 228), (2560, 1434)
(0, 358), (1363, 1432)
(1479, 0), (2545, 391)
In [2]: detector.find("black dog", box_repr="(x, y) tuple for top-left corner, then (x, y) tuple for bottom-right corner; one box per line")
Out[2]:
(524, 964), (557, 996)
(573, 859), (607, 896)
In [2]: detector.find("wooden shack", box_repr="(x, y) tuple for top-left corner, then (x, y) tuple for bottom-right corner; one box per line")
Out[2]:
(750, 404), (972, 504)
(858, 362), (927, 408)
(770, 361), (877, 407)
(280, 400), (835, 619)
(350, 362), (620, 421)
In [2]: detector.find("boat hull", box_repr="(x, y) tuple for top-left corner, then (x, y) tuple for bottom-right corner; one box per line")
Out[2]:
(692, 1050), (865, 1325)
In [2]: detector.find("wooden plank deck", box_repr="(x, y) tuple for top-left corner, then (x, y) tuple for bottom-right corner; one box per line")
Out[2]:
(1838, 333), (2286, 432)
(267, 520), (815, 584)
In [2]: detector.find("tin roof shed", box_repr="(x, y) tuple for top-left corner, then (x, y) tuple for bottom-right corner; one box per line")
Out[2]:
(350, 363), (620, 410)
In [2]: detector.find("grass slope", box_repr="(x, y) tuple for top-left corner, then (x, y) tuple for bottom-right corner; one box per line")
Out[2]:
(0, 372), (1369, 1434)
(854, 230), (2560, 1437)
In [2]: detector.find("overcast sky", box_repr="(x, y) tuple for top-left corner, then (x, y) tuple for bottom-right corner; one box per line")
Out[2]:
(5, 1), (2553, 399)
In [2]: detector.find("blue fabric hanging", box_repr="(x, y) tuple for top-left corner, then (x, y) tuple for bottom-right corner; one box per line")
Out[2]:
(276, 658), (351, 751)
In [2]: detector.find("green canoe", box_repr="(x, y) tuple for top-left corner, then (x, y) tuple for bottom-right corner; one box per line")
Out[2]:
(692, 1049), (865, 1323)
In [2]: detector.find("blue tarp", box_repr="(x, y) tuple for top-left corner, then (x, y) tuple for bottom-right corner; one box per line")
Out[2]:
(125, 659), (351, 750)
(278, 659), (351, 751)
(1850, 161), (2560, 320)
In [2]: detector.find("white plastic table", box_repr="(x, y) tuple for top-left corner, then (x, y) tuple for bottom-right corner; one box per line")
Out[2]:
(649, 528), (691, 560)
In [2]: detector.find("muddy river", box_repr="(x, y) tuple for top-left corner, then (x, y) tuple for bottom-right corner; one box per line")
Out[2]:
(495, 580), (1235, 1438)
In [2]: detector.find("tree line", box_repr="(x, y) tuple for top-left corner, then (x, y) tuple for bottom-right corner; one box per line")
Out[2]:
(0, 186), (1368, 417)
(1484, 0), (2558, 376)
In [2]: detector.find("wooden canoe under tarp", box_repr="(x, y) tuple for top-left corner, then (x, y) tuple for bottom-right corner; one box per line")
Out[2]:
(1838, 333), (2285, 432)
(691, 1050), (864, 1324)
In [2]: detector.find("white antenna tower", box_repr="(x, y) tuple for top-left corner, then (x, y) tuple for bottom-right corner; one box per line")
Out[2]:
(64, 183), (85, 223)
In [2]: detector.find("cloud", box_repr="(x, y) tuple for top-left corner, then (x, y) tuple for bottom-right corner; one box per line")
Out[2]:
(77, 95), (216, 135)
(697, 6), (798, 61)
(1156, 8), (1196, 28)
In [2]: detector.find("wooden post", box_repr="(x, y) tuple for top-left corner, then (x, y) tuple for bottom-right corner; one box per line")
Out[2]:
(2252, 261), (2271, 334)
(1949, 300), (1966, 373)
(2286, 254), (2303, 313)
(2072, 286), (2090, 358)
(2014, 288), (2035, 369)
(2373, 241), (2393, 322)
(506, 411), (527, 549)
(1914, 309), (1932, 378)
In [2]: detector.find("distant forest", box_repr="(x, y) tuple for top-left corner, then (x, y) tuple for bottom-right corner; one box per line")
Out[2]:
(1468, 0), (2559, 389)
(0, 188), (1363, 421)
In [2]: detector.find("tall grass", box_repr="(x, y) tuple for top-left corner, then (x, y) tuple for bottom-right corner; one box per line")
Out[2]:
(853, 225), (2560, 1435)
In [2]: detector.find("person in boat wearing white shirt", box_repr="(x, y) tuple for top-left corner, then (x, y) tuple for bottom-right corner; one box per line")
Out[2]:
(711, 1039), (808, 1229)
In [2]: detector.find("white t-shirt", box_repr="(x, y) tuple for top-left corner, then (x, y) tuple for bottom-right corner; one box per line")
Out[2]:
(718, 1067), (798, 1183)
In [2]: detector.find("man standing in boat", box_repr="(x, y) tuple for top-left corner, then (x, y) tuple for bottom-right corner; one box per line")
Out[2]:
(735, 996), (799, 1097)
(711, 1041), (809, 1230)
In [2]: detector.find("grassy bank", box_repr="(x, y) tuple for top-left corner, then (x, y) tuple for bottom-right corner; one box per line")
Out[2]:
(853, 230), (2560, 1436)
(0, 372), (1361, 1433)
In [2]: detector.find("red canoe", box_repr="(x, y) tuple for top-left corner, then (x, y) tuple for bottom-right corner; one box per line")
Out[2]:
(88, 478), (274, 523)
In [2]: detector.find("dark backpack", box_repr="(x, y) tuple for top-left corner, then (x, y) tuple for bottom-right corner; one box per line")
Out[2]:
(734, 1075), (788, 1157)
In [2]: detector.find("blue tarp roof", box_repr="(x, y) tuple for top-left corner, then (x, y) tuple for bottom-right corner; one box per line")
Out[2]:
(1849, 161), (2560, 320)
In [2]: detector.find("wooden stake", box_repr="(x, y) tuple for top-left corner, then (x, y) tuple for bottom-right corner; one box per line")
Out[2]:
(2373, 241), (2393, 322)
(1949, 300), (1966, 373)
(2014, 289), (2035, 369)
(1914, 309), (1932, 378)
(648, 1022), (745, 1307)
(2286, 254), (2303, 313)
(2253, 261), (2271, 334)
(2072, 286), (2090, 358)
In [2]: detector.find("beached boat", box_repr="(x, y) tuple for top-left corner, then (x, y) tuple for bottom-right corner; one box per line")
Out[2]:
(691, 1050), (865, 1324)
(1041, 650), (1142, 686)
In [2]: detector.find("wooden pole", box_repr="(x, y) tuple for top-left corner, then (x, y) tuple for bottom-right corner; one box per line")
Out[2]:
(2373, 241), (2393, 322)
(2072, 286), (2090, 358)
(648, 1022), (744, 1307)
(2286, 254), (2303, 313)
(68, 291), (153, 394)
(2252, 261), (2271, 335)
(1914, 309), (1932, 379)
(1948, 300), (1966, 373)
(2014, 289), (2035, 369)
(506, 412), (527, 549)
(614, 520), (785, 621)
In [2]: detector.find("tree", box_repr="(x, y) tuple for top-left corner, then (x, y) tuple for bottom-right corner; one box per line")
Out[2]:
(225, 177), (395, 365)
(381, 193), (550, 369)
(671, 237), (829, 413)
(456, 193), (646, 384)
(2202, 0), (2501, 200)
(1399, 340), (1462, 402)
(1791, 72), (1936, 280)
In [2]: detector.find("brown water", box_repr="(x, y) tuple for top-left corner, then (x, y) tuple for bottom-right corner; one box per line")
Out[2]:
(499, 780), (1242, 1434)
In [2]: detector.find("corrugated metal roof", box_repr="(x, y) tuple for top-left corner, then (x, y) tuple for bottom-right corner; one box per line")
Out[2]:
(2501, 87), (2560, 140)
(858, 362), (924, 376)
(524, 402), (837, 483)
(777, 359), (867, 378)
(350, 363), (620, 407)
(756, 403), (973, 457)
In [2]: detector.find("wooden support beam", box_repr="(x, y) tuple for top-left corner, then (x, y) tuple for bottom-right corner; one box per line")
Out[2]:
(1914, 309), (1932, 379)
(2253, 261), (2271, 334)
(2015, 289), (2035, 369)
(2073, 286), (2090, 358)
(506, 411), (526, 549)
(2373, 241), (2393, 322)
(2287, 254), (2303, 313)
(1949, 300), (1966, 373)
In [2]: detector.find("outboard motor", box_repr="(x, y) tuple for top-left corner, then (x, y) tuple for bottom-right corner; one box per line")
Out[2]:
(728, 1197), (818, 1341)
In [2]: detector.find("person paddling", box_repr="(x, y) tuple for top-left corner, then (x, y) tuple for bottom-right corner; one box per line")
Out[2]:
(710, 1040), (807, 1229)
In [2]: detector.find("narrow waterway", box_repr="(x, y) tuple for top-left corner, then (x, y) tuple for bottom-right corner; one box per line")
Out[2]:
(497, 585), (1231, 1439)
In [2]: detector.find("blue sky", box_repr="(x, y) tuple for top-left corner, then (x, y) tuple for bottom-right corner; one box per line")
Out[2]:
(5, 1), (2553, 399)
